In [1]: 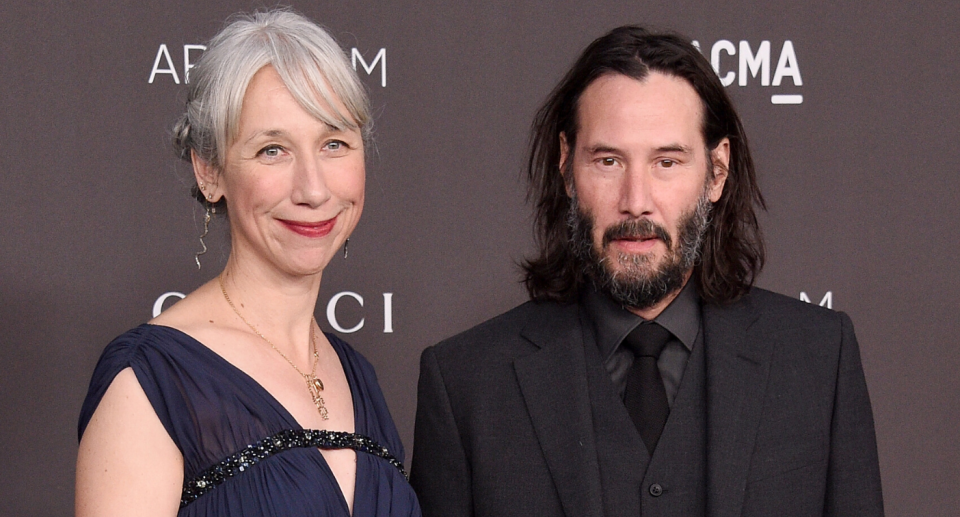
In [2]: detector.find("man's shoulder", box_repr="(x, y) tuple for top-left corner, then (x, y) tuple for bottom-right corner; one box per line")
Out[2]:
(711, 286), (851, 339)
(744, 287), (844, 321)
(427, 299), (577, 362)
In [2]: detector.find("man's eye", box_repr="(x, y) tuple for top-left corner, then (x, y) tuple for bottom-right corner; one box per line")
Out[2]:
(660, 159), (676, 168)
(600, 157), (617, 166)
(326, 140), (345, 151)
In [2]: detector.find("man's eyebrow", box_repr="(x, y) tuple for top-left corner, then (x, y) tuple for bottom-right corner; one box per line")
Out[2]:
(584, 144), (622, 155)
(583, 143), (695, 155)
(655, 144), (693, 154)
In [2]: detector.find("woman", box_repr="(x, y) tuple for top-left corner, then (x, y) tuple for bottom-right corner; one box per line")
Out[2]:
(76, 10), (420, 516)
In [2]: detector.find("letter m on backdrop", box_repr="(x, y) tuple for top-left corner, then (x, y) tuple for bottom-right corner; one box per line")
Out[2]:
(352, 48), (386, 87)
(800, 291), (833, 309)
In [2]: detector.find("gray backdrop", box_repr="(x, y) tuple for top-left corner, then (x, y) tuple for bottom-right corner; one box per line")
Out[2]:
(2, 1), (958, 515)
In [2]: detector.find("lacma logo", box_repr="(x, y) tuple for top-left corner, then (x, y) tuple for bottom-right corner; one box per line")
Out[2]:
(693, 40), (803, 105)
(148, 44), (387, 86)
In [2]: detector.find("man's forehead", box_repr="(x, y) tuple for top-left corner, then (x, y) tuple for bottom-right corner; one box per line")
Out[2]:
(574, 72), (706, 150)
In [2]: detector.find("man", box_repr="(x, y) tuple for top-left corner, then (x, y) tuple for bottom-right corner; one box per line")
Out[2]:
(411, 25), (883, 517)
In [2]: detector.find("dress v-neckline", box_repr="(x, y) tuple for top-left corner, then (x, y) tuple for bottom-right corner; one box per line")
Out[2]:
(143, 323), (362, 514)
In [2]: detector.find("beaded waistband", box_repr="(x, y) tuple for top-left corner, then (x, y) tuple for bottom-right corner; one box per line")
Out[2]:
(180, 429), (407, 508)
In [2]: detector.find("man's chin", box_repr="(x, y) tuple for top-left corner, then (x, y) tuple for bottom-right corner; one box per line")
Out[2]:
(601, 250), (661, 277)
(599, 260), (660, 285)
(593, 251), (690, 309)
(605, 270), (660, 288)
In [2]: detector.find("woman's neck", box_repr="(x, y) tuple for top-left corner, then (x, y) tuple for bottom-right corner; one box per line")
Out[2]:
(217, 255), (323, 358)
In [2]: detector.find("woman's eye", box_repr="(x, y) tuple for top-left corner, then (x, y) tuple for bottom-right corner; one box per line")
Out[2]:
(259, 145), (283, 158)
(325, 140), (344, 151)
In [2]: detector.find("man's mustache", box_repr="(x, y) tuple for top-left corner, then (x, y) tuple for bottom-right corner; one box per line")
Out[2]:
(602, 219), (672, 250)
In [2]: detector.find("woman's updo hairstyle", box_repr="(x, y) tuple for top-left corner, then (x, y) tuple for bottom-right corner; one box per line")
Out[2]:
(173, 9), (371, 208)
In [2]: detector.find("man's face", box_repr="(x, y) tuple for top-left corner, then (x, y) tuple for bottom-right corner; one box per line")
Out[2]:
(560, 72), (729, 311)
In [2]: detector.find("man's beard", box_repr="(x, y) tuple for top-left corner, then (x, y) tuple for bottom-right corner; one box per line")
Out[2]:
(568, 187), (713, 310)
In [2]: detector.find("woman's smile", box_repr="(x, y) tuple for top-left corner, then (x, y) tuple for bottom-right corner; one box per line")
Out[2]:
(278, 216), (338, 238)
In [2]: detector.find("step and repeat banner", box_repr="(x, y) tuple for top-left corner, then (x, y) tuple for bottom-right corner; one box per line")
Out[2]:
(1, 1), (958, 515)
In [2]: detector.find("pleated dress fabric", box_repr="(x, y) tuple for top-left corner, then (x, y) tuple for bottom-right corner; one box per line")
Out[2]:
(78, 324), (421, 517)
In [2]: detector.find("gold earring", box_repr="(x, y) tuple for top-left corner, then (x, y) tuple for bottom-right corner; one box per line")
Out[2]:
(195, 205), (215, 270)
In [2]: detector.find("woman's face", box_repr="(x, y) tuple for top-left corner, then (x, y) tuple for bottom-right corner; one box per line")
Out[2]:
(200, 65), (365, 277)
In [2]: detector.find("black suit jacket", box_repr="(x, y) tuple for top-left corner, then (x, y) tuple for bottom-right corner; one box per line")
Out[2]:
(410, 288), (883, 517)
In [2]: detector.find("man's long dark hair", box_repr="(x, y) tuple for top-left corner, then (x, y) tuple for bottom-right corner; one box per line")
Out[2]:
(522, 25), (765, 305)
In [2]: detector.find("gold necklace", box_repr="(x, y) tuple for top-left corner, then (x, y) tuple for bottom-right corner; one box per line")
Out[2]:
(218, 274), (329, 420)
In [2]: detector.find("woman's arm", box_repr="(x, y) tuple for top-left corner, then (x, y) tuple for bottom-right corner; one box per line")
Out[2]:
(76, 368), (183, 517)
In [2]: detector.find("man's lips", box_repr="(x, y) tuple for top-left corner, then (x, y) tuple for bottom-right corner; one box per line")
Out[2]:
(613, 234), (659, 242)
(279, 216), (337, 238)
(609, 235), (661, 253)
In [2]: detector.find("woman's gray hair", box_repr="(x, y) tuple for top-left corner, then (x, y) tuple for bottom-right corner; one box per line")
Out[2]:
(173, 9), (371, 206)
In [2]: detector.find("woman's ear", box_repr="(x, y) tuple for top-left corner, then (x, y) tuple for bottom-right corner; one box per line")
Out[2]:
(191, 151), (222, 203)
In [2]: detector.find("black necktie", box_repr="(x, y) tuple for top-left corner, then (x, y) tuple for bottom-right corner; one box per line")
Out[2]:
(622, 322), (672, 455)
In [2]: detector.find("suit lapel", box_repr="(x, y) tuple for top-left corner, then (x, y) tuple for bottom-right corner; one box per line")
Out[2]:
(514, 303), (603, 517)
(703, 295), (775, 517)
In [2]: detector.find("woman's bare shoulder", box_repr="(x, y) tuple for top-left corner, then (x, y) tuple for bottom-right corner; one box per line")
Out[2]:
(76, 368), (183, 516)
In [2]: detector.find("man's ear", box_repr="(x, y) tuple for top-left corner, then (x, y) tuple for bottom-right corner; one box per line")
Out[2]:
(559, 132), (573, 198)
(191, 151), (222, 203)
(707, 138), (730, 203)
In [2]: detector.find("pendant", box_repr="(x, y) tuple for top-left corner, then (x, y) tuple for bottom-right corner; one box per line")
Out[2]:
(305, 374), (329, 420)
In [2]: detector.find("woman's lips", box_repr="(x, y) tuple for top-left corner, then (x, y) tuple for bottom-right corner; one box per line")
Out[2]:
(279, 216), (337, 238)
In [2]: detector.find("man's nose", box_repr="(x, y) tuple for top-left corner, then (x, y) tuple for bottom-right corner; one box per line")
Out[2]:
(619, 168), (654, 218)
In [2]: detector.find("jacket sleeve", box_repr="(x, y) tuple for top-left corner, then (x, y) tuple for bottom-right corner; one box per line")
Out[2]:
(824, 312), (885, 516)
(410, 345), (473, 517)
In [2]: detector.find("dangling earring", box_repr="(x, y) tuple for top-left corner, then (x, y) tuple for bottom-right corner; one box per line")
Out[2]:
(195, 204), (215, 270)
(199, 181), (214, 201)
(343, 238), (349, 259)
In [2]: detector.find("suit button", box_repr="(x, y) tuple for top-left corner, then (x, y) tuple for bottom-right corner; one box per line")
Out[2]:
(649, 483), (663, 497)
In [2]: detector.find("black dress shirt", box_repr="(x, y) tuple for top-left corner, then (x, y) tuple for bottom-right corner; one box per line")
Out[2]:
(582, 280), (702, 407)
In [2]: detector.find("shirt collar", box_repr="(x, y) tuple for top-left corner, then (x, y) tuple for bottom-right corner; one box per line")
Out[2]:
(582, 279), (701, 362)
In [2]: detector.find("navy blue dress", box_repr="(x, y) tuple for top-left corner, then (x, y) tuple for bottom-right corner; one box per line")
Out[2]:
(78, 324), (421, 517)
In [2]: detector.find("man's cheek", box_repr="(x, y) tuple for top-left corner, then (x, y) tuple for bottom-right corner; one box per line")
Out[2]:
(593, 230), (607, 252)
